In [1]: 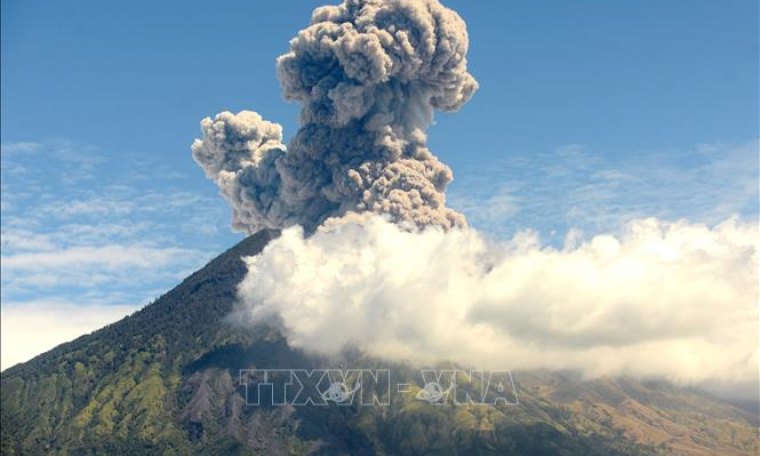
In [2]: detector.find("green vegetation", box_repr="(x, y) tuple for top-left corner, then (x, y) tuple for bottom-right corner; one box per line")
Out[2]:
(2, 230), (757, 456)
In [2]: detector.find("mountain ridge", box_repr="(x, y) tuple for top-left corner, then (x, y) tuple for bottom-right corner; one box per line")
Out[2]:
(1, 231), (757, 456)
(2, 228), (279, 378)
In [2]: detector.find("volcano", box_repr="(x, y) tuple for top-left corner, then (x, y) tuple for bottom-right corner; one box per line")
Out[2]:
(1, 231), (757, 456)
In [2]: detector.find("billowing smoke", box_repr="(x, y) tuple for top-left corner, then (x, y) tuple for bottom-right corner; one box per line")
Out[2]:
(239, 215), (759, 386)
(194, 0), (759, 393)
(192, 0), (477, 233)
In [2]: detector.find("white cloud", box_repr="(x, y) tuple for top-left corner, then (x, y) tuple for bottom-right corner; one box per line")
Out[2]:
(0, 229), (57, 252)
(1, 244), (208, 292)
(0, 141), (41, 155)
(448, 186), (520, 234)
(0, 139), (240, 369)
(0, 300), (141, 370)
(37, 197), (137, 218)
(0, 140), (103, 185)
(449, 140), (760, 238)
(238, 215), (759, 388)
(1, 139), (234, 294)
(3, 245), (199, 270)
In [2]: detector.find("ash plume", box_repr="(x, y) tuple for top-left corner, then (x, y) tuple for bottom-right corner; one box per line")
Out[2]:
(193, 0), (759, 400)
(192, 0), (478, 233)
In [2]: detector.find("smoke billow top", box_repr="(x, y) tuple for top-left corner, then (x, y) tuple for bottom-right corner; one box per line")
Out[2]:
(192, 0), (477, 233)
(239, 216), (758, 387)
(194, 0), (758, 394)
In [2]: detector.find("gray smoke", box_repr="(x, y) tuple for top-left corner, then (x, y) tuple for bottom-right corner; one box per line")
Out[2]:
(192, 0), (478, 233)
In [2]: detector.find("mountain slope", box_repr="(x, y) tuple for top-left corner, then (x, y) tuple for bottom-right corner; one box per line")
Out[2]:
(1, 229), (278, 455)
(1, 231), (757, 456)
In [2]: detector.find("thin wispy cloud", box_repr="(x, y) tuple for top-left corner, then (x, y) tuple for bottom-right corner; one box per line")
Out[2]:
(2, 135), (757, 385)
(2, 244), (206, 289)
(0, 139), (237, 365)
(448, 139), (759, 240)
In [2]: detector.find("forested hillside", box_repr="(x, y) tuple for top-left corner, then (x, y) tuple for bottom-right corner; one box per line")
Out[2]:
(2, 231), (757, 456)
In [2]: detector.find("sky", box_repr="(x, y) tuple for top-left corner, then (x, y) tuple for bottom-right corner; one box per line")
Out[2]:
(1, 0), (758, 370)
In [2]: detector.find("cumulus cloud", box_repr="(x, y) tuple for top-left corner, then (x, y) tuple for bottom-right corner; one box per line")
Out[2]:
(238, 215), (759, 385)
(192, 0), (476, 233)
(191, 0), (758, 397)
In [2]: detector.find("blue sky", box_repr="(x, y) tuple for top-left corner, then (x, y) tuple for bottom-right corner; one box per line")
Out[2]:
(1, 0), (758, 368)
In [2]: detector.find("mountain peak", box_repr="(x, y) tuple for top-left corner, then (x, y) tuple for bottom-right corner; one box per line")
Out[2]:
(1, 229), (278, 379)
(2, 230), (757, 456)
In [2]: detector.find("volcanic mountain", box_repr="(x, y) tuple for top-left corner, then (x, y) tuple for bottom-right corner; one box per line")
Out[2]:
(1, 231), (757, 456)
